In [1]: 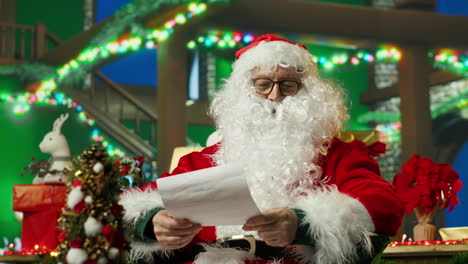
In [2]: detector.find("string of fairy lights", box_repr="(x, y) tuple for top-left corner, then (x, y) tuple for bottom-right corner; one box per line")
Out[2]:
(0, 92), (126, 157)
(0, 2), (209, 158)
(1, 4), (466, 162)
(35, 2), (208, 98)
(185, 30), (467, 74)
(186, 30), (384, 70)
(431, 49), (468, 77)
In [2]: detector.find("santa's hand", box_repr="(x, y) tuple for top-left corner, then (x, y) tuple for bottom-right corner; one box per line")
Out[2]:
(242, 208), (297, 247)
(153, 210), (202, 249)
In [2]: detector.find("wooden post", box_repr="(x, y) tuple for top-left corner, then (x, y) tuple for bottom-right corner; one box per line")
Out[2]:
(398, 44), (439, 239)
(398, 44), (432, 163)
(0, 0), (16, 23)
(34, 23), (46, 59)
(157, 30), (188, 174)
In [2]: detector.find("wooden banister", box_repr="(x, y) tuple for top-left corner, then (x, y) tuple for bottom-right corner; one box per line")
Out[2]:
(46, 31), (61, 45)
(0, 22), (59, 61)
(93, 70), (158, 121)
(0, 21), (34, 30)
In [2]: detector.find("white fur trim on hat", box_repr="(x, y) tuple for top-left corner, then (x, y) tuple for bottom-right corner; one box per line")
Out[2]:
(233, 40), (316, 78)
(293, 186), (375, 264)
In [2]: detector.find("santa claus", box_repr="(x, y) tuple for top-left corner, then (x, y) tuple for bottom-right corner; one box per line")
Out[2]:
(119, 34), (404, 264)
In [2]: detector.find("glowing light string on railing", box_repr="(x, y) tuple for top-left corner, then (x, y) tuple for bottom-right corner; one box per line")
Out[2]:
(0, 92), (126, 158)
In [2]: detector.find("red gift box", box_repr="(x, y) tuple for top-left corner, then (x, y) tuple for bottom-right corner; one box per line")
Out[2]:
(13, 184), (67, 251)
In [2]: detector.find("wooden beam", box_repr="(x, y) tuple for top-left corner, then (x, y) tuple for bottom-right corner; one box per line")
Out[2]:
(430, 70), (463, 86)
(395, 46), (439, 241)
(200, 0), (468, 47)
(360, 70), (462, 104)
(395, 0), (436, 11)
(399, 44), (432, 162)
(34, 23), (47, 59)
(0, 58), (25, 65)
(157, 30), (189, 174)
(38, 21), (104, 65)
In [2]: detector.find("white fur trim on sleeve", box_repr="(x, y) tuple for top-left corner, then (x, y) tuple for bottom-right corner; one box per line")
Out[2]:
(128, 241), (173, 263)
(119, 187), (164, 225)
(118, 187), (170, 261)
(194, 244), (254, 264)
(293, 186), (375, 264)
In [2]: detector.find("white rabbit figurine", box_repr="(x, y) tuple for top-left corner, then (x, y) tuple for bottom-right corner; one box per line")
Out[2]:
(33, 113), (71, 184)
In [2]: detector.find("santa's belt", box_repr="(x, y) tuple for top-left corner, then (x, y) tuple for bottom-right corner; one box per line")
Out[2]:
(152, 235), (295, 263)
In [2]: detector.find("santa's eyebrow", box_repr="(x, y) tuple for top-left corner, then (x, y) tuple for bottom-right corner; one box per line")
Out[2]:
(252, 75), (300, 81)
(251, 74), (271, 79)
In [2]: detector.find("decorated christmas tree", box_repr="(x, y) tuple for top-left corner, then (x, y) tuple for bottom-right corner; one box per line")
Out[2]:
(54, 145), (129, 264)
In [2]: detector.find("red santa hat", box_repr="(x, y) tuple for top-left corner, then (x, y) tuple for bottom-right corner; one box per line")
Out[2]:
(231, 34), (314, 75)
(235, 34), (309, 60)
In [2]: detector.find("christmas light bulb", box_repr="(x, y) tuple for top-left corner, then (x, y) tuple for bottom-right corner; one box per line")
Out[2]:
(187, 40), (196, 49)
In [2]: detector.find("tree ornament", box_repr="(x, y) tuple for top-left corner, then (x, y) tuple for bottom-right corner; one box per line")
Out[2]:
(85, 195), (93, 204)
(66, 248), (88, 264)
(108, 247), (119, 259)
(67, 186), (84, 209)
(84, 217), (103, 236)
(93, 162), (104, 174)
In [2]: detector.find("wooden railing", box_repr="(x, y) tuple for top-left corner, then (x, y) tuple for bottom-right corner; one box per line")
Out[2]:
(90, 71), (158, 147)
(0, 21), (157, 155)
(0, 22), (59, 60)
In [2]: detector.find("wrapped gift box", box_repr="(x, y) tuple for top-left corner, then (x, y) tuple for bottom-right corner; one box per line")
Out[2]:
(439, 227), (468, 241)
(13, 184), (67, 251)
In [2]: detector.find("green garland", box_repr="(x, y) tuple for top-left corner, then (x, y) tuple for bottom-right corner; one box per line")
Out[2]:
(0, 0), (229, 85)
(357, 111), (401, 124)
(0, 63), (56, 83)
(55, 0), (228, 87)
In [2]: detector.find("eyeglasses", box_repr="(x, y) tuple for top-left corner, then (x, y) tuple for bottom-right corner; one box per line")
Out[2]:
(252, 78), (302, 96)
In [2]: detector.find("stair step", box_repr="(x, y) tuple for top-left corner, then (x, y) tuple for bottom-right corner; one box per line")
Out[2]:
(63, 87), (155, 160)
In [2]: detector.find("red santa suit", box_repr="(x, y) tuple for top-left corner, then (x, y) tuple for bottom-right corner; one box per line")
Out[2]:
(119, 138), (404, 264)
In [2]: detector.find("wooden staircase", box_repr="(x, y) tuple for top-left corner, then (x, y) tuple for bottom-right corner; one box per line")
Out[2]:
(64, 70), (158, 159)
(0, 22), (158, 160)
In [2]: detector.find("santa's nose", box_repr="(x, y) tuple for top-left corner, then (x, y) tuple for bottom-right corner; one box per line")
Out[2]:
(267, 83), (285, 102)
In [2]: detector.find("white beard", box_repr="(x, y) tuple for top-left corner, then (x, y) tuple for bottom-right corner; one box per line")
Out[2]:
(212, 87), (331, 211)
